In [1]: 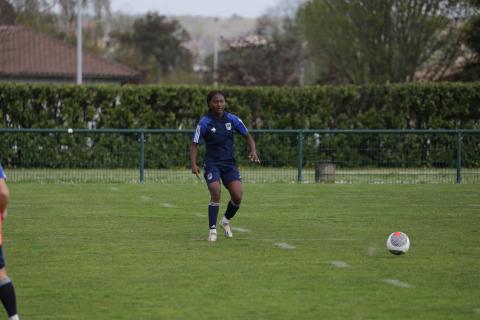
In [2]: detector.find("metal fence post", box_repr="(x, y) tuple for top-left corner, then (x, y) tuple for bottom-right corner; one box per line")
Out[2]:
(139, 131), (145, 183)
(297, 131), (304, 182)
(456, 132), (462, 184)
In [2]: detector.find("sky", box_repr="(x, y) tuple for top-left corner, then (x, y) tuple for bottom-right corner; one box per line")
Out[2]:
(110, 0), (282, 18)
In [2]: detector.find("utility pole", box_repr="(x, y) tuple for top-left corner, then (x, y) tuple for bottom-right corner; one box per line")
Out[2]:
(213, 18), (219, 87)
(76, 0), (83, 84)
(299, 41), (307, 86)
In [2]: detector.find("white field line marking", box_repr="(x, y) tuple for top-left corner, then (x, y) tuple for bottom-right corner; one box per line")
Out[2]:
(194, 212), (204, 218)
(247, 238), (353, 241)
(140, 195), (152, 201)
(330, 261), (350, 268)
(367, 247), (377, 256)
(189, 238), (352, 242)
(161, 203), (175, 208)
(275, 242), (296, 249)
(383, 279), (413, 288)
(232, 227), (250, 233)
(110, 187), (119, 191)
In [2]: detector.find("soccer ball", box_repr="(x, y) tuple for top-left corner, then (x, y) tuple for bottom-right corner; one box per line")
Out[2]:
(386, 232), (410, 255)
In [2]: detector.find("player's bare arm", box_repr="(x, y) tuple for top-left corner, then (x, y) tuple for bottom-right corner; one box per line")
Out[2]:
(190, 142), (201, 178)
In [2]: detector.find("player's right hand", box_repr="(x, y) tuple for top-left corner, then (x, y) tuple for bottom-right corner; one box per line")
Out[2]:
(192, 165), (201, 179)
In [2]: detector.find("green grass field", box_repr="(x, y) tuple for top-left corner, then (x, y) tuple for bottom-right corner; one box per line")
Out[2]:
(6, 167), (480, 184)
(4, 183), (480, 319)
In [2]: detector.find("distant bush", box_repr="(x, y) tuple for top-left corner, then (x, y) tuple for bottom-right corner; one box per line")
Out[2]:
(1, 82), (479, 130)
(0, 83), (479, 168)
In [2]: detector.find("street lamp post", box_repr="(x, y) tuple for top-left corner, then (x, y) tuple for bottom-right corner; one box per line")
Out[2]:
(213, 18), (219, 87)
(76, 0), (83, 84)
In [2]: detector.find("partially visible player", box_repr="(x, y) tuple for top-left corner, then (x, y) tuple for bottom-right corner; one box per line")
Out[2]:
(191, 91), (260, 242)
(0, 165), (19, 320)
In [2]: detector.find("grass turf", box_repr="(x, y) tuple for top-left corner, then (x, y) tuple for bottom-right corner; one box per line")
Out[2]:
(4, 183), (480, 319)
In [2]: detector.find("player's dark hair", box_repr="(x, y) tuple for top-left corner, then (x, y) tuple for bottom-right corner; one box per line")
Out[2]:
(206, 91), (225, 105)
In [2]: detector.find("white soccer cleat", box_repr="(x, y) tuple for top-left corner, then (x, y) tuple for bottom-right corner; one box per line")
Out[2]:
(221, 221), (233, 238)
(208, 229), (217, 242)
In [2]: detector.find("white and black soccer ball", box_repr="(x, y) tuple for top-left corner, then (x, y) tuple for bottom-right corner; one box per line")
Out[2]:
(386, 232), (410, 255)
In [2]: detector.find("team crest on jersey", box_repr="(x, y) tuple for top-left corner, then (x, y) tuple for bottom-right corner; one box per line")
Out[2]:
(225, 123), (232, 130)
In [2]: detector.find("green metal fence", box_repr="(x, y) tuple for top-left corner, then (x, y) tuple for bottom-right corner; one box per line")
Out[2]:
(1, 128), (479, 184)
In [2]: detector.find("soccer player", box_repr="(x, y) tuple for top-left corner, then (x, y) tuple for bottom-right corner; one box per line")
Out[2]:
(191, 91), (260, 242)
(0, 165), (20, 320)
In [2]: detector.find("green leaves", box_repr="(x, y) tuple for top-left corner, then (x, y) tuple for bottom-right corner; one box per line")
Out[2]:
(0, 82), (479, 169)
(1, 82), (479, 130)
(297, 0), (471, 84)
(110, 12), (193, 83)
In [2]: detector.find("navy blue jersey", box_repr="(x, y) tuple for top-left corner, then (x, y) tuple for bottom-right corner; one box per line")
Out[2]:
(0, 165), (5, 179)
(193, 112), (249, 163)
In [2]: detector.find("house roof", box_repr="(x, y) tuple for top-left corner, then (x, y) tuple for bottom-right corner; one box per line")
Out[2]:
(0, 25), (141, 83)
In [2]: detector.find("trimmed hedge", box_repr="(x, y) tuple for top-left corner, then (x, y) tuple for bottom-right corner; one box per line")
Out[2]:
(1, 82), (479, 130)
(0, 83), (479, 169)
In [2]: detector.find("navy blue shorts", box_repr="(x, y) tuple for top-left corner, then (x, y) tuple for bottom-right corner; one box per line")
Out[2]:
(0, 246), (5, 269)
(204, 161), (241, 186)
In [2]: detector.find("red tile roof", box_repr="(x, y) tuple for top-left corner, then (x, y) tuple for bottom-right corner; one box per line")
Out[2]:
(0, 25), (141, 82)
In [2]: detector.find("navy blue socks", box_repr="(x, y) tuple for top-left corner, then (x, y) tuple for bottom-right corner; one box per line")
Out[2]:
(208, 202), (220, 229)
(224, 200), (240, 220)
(0, 277), (17, 318)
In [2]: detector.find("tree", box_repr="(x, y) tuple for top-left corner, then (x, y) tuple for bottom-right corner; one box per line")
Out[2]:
(450, 0), (480, 80)
(111, 12), (193, 83)
(4, 0), (59, 35)
(0, 0), (15, 25)
(214, 16), (304, 86)
(265, 0), (307, 18)
(55, 0), (111, 41)
(297, 0), (473, 84)
(4, 0), (112, 49)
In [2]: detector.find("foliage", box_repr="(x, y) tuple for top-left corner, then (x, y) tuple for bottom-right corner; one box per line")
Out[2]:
(451, 1), (480, 80)
(296, 0), (471, 84)
(214, 17), (304, 86)
(2, 0), (60, 37)
(53, 0), (111, 42)
(0, 0), (15, 24)
(110, 12), (193, 84)
(4, 0), (111, 50)
(0, 83), (479, 168)
(1, 83), (479, 130)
